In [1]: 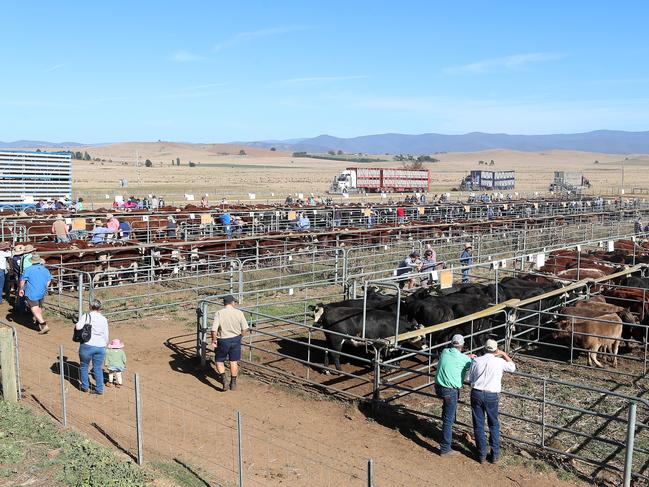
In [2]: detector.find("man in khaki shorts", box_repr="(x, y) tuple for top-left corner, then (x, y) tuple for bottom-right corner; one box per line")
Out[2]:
(211, 295), (249, 391)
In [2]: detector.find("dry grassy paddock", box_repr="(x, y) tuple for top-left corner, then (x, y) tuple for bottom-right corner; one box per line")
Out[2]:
(35, 141), (649, 204)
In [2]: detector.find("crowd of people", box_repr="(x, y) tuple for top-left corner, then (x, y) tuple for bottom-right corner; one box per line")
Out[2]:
(111, 195), (166, 210)
(395, 243), (475, 289)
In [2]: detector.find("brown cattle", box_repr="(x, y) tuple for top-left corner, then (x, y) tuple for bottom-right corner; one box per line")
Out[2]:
(553, 313), (623, 367)
(556, 268), (608, 280)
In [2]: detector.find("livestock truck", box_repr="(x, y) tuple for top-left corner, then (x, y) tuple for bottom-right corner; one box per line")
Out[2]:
(459, 170), (515, 191)
(329, 167), (430, 193)
(549, 171), (591, 194)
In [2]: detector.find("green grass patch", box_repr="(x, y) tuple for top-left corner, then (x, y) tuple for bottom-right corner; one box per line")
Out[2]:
(0, 401), (151, 486)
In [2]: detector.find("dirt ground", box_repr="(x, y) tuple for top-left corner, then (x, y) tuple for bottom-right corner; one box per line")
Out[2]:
(36, 141), (649, 206)
(6, 300), (586, 487)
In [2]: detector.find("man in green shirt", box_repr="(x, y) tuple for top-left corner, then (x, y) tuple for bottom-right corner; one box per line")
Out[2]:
(435, 334), (475, 456)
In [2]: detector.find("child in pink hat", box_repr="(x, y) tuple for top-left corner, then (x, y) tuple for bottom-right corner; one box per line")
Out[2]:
(104, 339), (126, 387)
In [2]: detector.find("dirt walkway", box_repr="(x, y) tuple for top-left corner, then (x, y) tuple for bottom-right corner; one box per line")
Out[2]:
(7, 303), (585, 487)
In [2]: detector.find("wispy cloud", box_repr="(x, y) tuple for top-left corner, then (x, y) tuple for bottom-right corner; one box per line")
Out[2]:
(169, 49), (207, 63)
(444, 52), (566, 75)
(280, 75), (368, 85)
(213, 26), (307, 52)
(44, 63), (66, 73)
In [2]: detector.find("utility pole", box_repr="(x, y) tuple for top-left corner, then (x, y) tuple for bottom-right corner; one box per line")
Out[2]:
(136, 150), (141, 185)
(621, 158), (625, 195)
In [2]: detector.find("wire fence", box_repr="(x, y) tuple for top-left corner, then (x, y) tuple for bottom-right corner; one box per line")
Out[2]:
(13, 327), (434, 486)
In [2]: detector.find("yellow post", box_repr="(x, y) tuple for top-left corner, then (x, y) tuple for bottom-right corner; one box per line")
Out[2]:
(0, 326), (18, 402)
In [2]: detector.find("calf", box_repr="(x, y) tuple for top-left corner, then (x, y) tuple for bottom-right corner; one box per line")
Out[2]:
(553, 313), (623, 367)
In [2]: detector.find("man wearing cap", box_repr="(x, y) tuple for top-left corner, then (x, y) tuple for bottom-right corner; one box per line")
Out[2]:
(469, 339), (516, 464)
(52, 215), (70, 243)
(434, 334), (475, 456)
(210, 295), (249, 391)
(91, 219), (111, 244)
(19, 253), (52, 333)
(460, 243), (473, 284)
(396, 250), (421, 289)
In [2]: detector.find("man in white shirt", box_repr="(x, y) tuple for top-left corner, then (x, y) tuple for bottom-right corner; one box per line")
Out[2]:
(468, 339), (516, 464)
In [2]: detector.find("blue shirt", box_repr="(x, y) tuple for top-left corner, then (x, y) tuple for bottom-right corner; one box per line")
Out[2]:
(460, 250), (473, 266)
(21, 264), (52, 300)
(220, 213), (231, 225)
(91, 227), (111, 244)
(119, 221), (131, 236)
(298, 216), (310, 229)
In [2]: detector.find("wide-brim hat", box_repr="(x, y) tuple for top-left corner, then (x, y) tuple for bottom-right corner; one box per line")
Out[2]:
(94, 219), (103, 225)
(106, 213), (114, 219)
(13, 244), (25, 255)
(464, 243), (473, 249)
(108, 338), (124, 349)
(23, 244), (35, 253)
(30, 253), (44, 265)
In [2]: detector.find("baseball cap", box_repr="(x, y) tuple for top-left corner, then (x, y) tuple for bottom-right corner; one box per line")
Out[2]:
(485, 339), (498, 352)
(410, 250), (421, 258)
(223, 295), (237, 305)
(451, 334), (464, 346)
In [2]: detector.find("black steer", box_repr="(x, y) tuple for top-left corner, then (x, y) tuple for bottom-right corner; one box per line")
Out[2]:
(312, 305), (418, 372)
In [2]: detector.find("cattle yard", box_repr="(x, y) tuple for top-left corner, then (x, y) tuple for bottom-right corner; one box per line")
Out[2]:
(8, 195), (649, 486)
(187, 231), (649, 484)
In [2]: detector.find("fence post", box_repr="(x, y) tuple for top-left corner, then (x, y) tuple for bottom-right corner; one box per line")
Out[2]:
(77, 273), (84, 321)
(199, 302), (208, 367)
(367, 459), (374, 487)
(134, 373), (143, 466)
(58, 345), (67, 427)
(237, 411), (244, 487)
(0, 326), (18, 402)
(623, 402), (637, 487)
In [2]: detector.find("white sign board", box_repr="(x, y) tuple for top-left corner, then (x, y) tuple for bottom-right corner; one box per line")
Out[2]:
(248, 193), (256, 200)
(536, 253), (546, 268)
(185, 194), (195, 201)
(607, 240), (615, 252)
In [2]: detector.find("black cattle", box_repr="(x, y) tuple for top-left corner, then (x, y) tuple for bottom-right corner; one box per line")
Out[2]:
(624, 255), (649, 265)
(404, 287), (491, 348)
(619, 275), (649, 290)
(312, 305), (417, 372)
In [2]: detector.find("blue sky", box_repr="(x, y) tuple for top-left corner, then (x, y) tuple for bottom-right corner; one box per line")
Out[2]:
(2, 1), (649, 142)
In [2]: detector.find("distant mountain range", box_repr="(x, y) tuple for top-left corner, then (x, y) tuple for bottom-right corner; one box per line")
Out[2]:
(242, 130), (649, 155)
(0, 140), (85, 149)
(3, 130), (649, 154)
